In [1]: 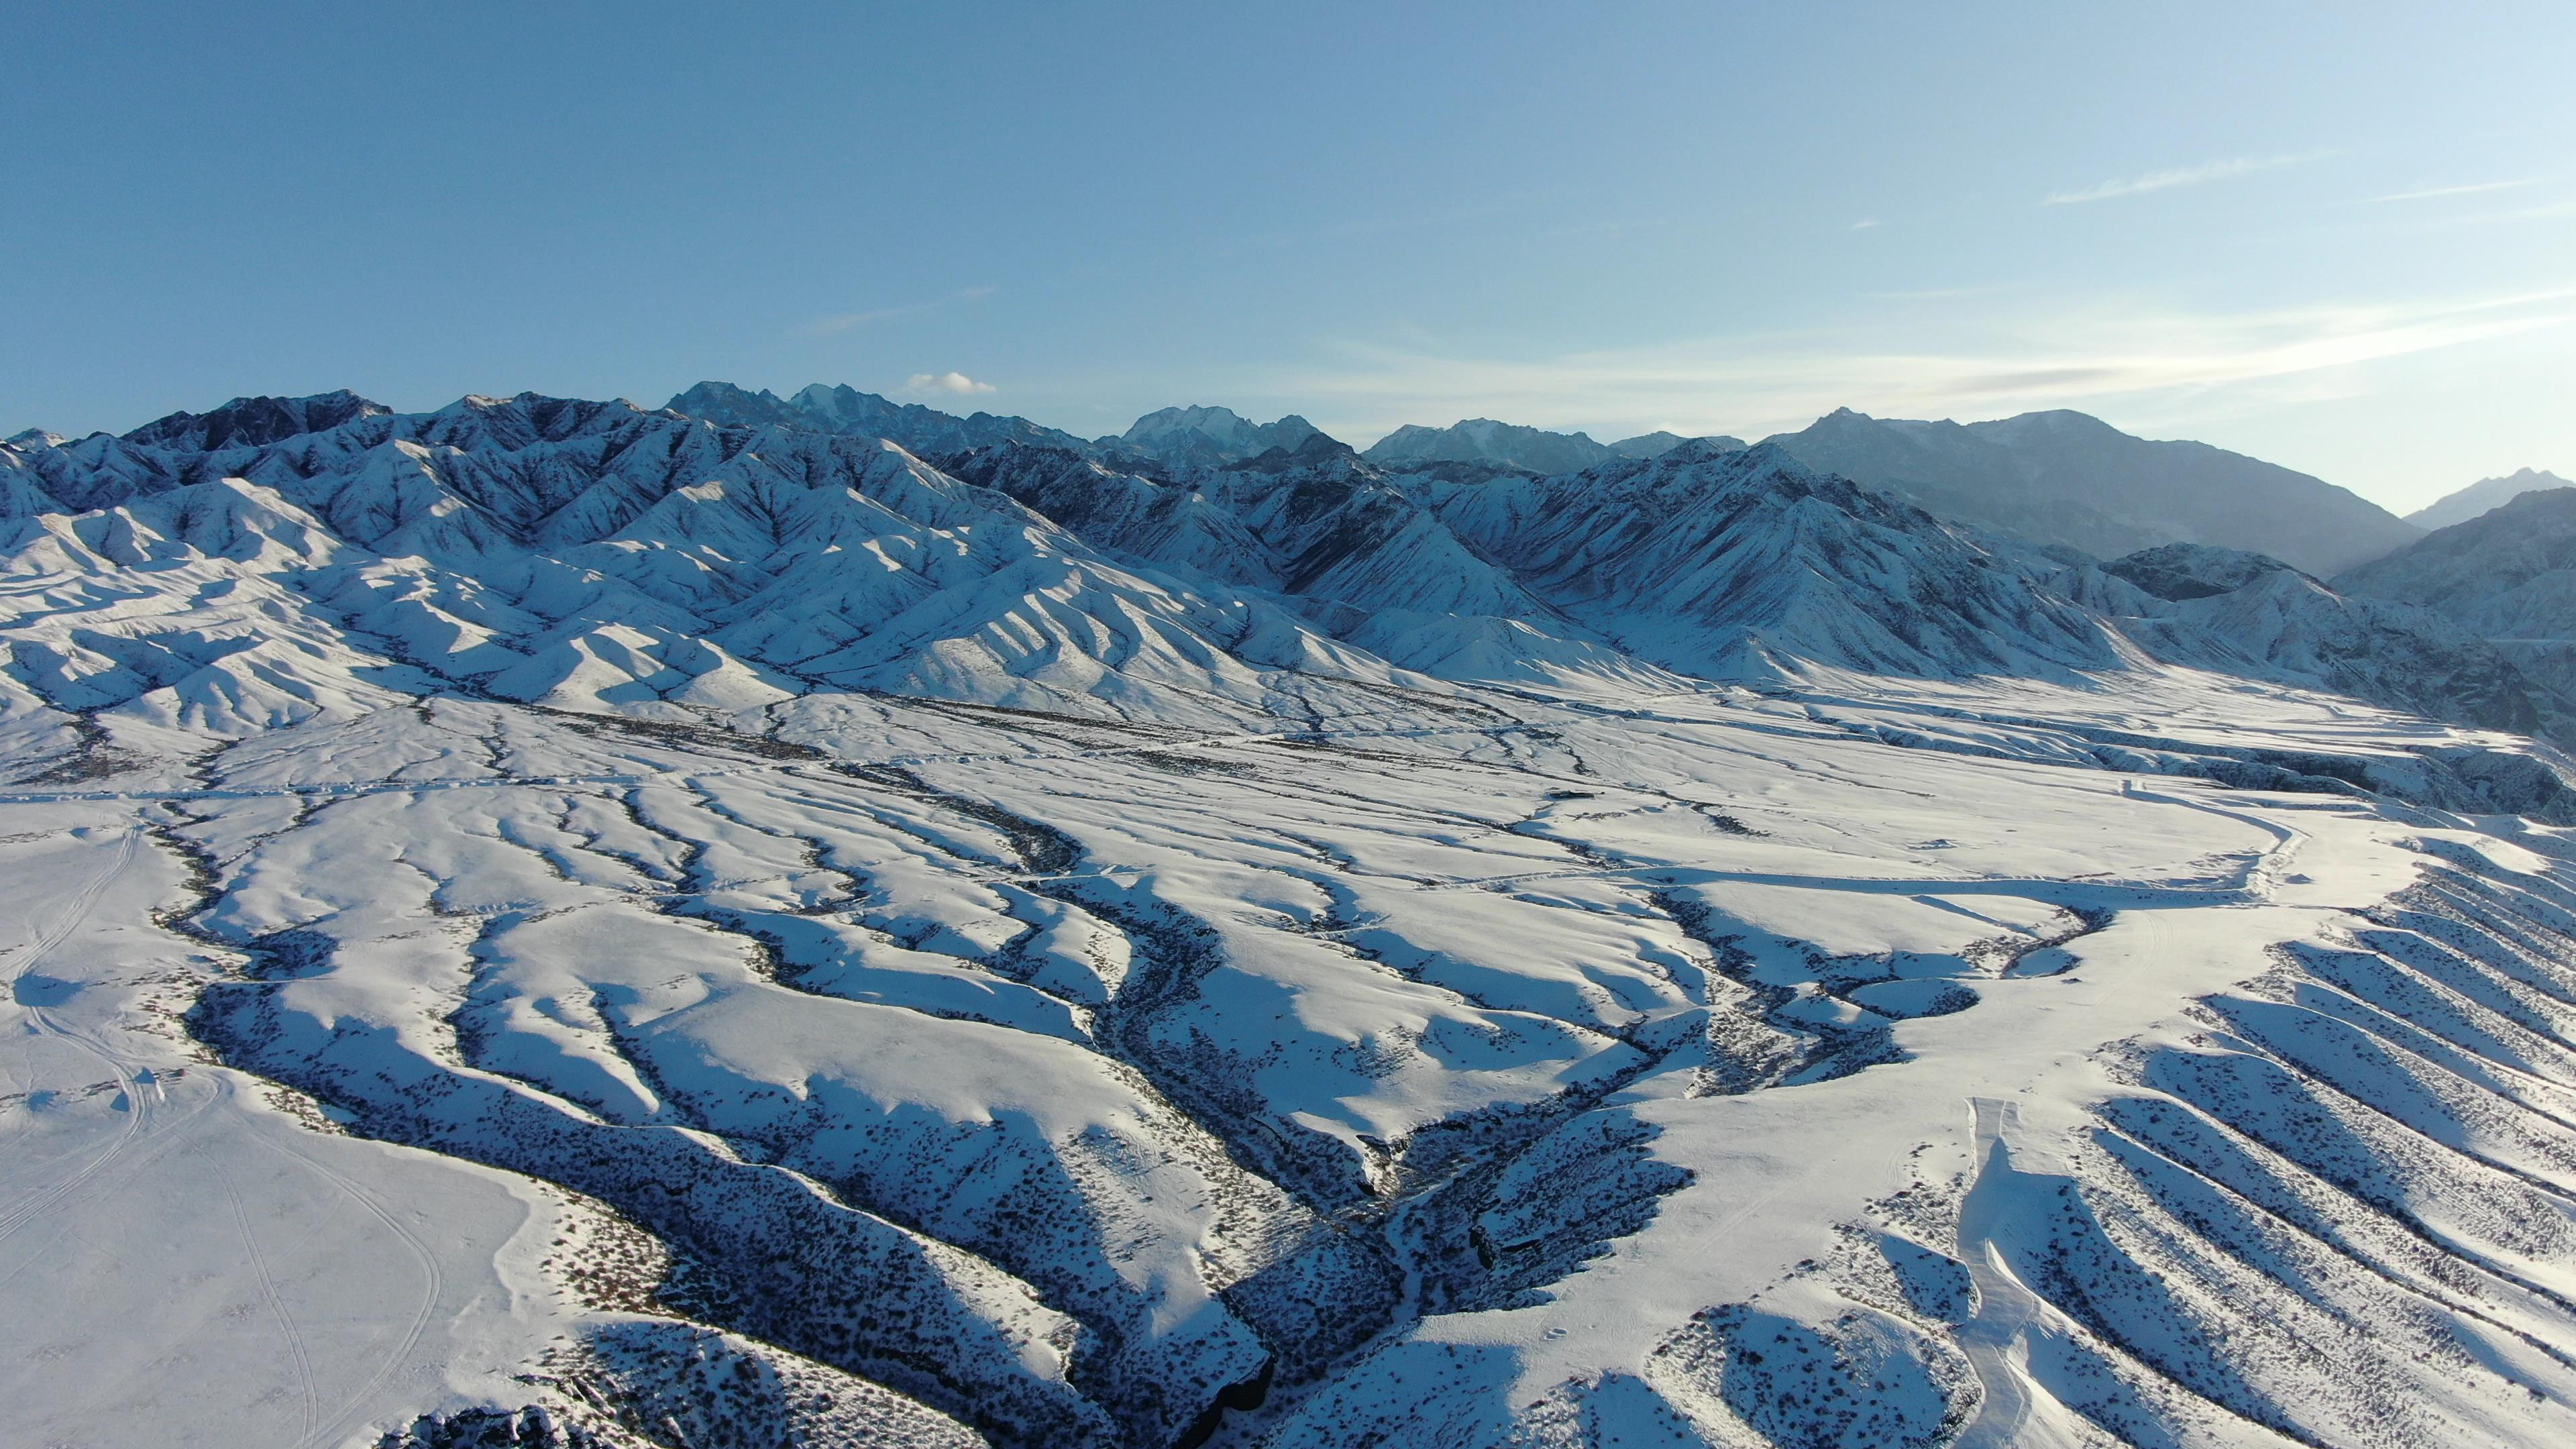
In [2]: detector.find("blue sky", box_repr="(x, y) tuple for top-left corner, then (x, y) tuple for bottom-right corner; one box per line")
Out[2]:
(5, 1), (2570, 511)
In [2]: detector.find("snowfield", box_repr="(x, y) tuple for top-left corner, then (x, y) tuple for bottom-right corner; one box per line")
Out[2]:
(9, 394), (2576, 1448)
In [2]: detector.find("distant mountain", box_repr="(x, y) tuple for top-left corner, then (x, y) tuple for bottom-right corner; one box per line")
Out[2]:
(1764, 407), (2420, 577)
(1362, 418), (1621, 476)
(1106, 405), (1322, 468)
(2337, 486), (2576, 698)
(666, 381), (1099, 458)
(2405, 467), (2575, 531)
(2339, 487), (2576, 625)
(1610, 430), (1746, 460)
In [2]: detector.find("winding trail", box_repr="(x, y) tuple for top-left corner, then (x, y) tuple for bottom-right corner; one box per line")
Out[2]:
(0, 824), (146, 1246)
(216, 1148), (322, 1444)
(256, 1130), (448, 1449)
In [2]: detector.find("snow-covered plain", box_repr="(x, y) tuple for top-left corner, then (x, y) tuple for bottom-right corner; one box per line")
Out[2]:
(10, 396), (2576, 1447)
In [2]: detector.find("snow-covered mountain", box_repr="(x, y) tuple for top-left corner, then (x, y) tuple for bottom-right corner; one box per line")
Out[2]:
(935, 431), (2565, 733)
(2341, 486), (2576, 629)
(1767, 406), (2422, 576)
(1421, 441), (2118, 680)
(1362, 417), (1623, 476)
(1106, 405), (1324, 468)
(14, 388), (2576, 1449)
(2406, 466), (2576, 531)
(0, 392), (1434, 731)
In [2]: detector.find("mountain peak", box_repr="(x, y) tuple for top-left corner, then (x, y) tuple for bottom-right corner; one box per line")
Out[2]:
(2405, 466), (2576, 531)
(668, 380), (800, 427)
(1360, 417), (1619, 476)
(1612, 431), (1749, 461)
(1110, 405), (1324, 468)
(1125, 403), (1248, 431)
(1231, 429), (1364, 474)
(1968, 407), (2120, 439)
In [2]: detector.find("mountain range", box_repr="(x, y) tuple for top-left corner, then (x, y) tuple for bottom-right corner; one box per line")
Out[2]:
(13, 383), (2576, 1449)
(657, 384), (2458, 582)
(3, 386), (2561, 747)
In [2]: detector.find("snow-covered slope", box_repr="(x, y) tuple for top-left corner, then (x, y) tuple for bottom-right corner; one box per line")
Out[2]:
(2342, 486), (2576, 632)
(15, 388), (2576, 1449)
(2101, 543), (2565, 735)
(2407, 466), (2575, 531)
(1424, 441), (2120, 681)
(1768, 406), (2422, 576)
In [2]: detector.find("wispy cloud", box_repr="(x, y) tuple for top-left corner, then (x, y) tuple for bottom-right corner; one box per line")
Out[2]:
(804, 303), (930, 335)
(2373, 178), (2538, 203)
(904, 371), (995, 396)
(801, 286), (998, 337)
(1273, 284), (2576, 448)
(2044, 151), (2328, 206)
(1850, 218), (1882, 231)
(2426, 196), (2576, 227)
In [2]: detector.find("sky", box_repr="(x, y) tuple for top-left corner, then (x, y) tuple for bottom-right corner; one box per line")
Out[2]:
(5, 1), (2571, 514)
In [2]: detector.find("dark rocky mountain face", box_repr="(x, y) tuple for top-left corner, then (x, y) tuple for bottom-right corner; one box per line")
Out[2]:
(2104, 542), (2306, 600)
(121, 390), (390, 451)
(1765, 407), (2422, 577)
